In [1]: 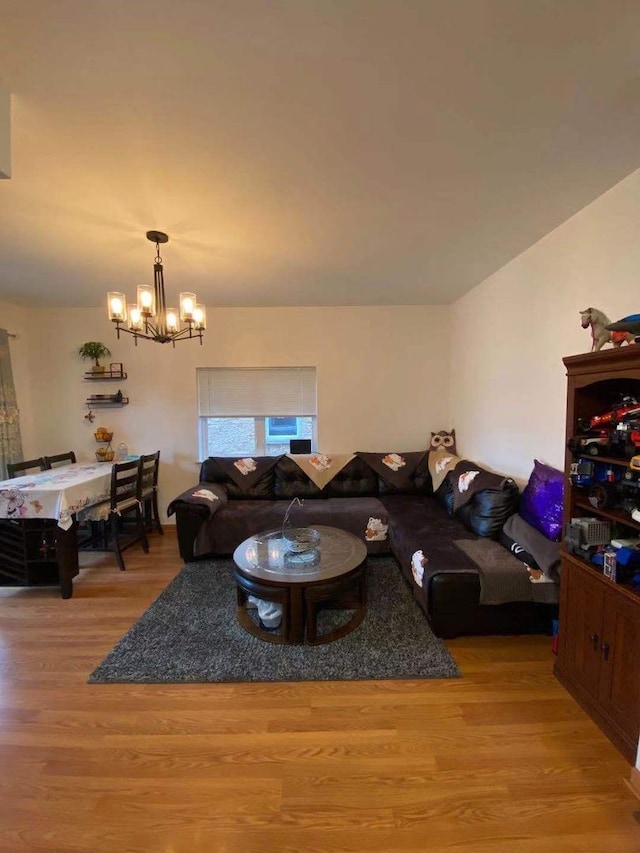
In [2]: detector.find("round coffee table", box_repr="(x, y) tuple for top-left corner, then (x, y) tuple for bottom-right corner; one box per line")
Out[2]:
(233, 525), (367, 645)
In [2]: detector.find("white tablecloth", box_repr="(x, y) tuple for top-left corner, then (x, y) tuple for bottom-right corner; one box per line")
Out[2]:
(0, 463), (111, 529)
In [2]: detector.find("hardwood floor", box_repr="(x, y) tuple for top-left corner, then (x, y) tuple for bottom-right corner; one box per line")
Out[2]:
(0, 530), (637, 852)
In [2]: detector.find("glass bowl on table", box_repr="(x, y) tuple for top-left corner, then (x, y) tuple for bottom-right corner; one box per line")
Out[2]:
(282, 526), (321, 553)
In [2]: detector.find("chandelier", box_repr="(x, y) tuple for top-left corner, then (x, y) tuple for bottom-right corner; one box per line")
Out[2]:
(107, 231), (206, 345)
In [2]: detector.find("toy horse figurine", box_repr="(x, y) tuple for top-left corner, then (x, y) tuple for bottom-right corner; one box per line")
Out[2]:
(580, 307), (635, 352)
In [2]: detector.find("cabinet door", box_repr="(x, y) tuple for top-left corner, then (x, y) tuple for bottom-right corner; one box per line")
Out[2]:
(598, 592), (640, 744)
(561, 562), (604, 699)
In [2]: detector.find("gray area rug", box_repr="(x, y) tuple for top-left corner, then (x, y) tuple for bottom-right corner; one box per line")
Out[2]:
(88, 556), (460, 683)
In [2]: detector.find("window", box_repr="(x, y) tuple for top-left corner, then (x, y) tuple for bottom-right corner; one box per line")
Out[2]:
(265, 416), (302, 441)
(197, 367), (317, 458)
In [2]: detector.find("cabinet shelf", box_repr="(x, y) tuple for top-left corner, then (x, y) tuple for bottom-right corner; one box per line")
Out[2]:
(574, 452), (631, 468)
(573, 498), (640, 531)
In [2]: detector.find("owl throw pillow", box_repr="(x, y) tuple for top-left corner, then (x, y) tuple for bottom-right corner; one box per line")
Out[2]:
(430, 428), (457, 456)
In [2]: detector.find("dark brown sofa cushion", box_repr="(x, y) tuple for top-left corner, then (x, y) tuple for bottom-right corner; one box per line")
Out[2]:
(199, 456), (281, 499)
(273, 455), (324, 500)
(321, 456), (379, 498)
(192, 496), (390, 557)
(356, 451), (431, 495)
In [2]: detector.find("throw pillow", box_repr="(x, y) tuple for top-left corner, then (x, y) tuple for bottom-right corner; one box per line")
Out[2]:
(519, 460), (564, 542)
(429, 428), (457, 456)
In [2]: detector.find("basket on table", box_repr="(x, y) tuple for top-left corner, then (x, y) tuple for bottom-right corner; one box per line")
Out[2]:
(95, 447), (115, 462)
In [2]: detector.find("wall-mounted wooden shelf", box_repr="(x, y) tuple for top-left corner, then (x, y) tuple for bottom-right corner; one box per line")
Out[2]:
(84, 363), (127, 380)
(86, 393), (129, 408)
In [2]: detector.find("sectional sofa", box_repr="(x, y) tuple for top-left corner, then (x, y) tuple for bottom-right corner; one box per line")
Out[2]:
(168, 451), (555, 638)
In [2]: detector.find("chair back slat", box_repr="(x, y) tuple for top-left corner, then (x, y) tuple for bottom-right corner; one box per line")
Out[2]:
(139, 451), (160, 496)
(43, 451), (76, 470)
(7, 457), (47, 478)
(110, 459), (141, 513)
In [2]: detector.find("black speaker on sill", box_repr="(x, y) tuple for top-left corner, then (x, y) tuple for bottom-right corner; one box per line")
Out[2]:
(289, 439), (312, 454)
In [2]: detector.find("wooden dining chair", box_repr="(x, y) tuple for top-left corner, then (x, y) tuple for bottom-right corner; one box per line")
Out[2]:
(7, 457), (47, 478)
(139, 451), (163, 535)
(43, 451), (77, 470)
(78, 459), (149, 571)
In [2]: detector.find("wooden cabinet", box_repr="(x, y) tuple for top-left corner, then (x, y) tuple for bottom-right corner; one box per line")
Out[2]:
(557, 555), (640, 760)
(0, 518), (60, 587)
(555, 347), (640, 763)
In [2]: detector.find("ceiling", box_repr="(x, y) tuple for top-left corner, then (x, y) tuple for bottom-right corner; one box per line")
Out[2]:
(1, 0), (640, 309)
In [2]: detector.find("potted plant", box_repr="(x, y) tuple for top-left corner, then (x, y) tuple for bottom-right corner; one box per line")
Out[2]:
(78, 341), (112, 374)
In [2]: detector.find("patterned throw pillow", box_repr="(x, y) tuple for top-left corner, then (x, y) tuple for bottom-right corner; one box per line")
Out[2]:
(519, 460), (564, 542)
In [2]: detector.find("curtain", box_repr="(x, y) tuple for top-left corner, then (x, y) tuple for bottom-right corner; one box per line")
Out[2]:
(0, 329), (23, 479)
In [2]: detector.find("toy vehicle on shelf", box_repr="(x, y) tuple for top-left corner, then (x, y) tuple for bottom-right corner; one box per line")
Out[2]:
(567, 429), (612, 456)
(569, 459), (597, 486)
(569, 396), (640, 458)
(587, 395), (640, 429)
(564, 516), (611, 558)
(609, 419), (640, 456)
(621, 467), (640, 491)
(569, 459), (622, 509)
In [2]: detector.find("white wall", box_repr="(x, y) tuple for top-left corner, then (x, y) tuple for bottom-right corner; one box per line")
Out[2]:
(7, 304), (451, 522)
(451, 167), (640, 484)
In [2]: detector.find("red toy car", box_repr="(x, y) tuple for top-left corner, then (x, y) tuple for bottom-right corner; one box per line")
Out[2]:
(589, 396), (640, 429)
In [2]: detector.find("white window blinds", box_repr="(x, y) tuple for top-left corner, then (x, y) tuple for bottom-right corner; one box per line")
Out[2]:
(197, 367), (317, 417)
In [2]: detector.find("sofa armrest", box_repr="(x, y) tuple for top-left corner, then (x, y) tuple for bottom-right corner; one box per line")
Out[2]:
(167, 482), (228, 520)
(168, 483), (228, 562)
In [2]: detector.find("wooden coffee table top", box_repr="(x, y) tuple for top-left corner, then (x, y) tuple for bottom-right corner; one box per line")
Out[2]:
(233, 525), (367, 586)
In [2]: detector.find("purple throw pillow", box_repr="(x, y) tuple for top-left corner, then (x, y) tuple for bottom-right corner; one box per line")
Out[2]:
(519, 460), (564, 542)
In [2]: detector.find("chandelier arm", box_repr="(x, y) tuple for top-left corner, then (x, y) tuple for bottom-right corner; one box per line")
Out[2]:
(154, 263), (167, 337)
(113, 322), (203, 344)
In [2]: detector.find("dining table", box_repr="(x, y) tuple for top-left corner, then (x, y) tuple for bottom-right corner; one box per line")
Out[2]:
(0, 462), (113, 598)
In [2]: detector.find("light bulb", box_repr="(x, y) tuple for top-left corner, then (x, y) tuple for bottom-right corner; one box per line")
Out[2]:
(166, 308), (178, 332)
(193, 304), (207, 330)
(137, 285), (155, 315)
(180, 292), (196, 321)
(128, 304), (142, 331)
(107, 292), (127, 322)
